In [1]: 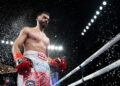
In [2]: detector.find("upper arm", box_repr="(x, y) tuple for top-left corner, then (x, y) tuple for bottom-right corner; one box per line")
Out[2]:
(13, 27), (29, 48)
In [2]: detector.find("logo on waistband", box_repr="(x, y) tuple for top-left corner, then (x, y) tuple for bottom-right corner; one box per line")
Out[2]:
(38, 52), (47, 61)
(25, 80), (35, 86)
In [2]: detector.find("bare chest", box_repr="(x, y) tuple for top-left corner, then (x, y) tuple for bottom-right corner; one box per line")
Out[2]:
(28, 30), (49, 46)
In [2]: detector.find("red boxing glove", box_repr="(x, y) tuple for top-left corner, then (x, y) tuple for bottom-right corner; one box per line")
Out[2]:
(14, 52), (33, 75)
(50, 58), (67, 71)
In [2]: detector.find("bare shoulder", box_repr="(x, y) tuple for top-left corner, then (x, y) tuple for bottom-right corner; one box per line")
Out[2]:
(20, 27), (31, 35)
(21, 27), (30, 32)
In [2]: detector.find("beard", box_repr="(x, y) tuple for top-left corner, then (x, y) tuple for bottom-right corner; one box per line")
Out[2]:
(39, 20), (48, 29)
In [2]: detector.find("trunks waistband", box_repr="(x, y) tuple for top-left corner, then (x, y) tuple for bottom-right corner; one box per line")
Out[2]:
(23, 50), (47, 61)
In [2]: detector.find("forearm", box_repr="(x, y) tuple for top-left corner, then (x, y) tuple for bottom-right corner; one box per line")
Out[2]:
(12, 27), (28, 56)
(12, 43), (23, 62)
(47, 57), (52, 64)
(12, 44), (20, 56)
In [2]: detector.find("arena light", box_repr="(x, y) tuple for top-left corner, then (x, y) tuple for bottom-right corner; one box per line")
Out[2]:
(99, 6), (103, 10)
(81, 32), (84, 36)
(48, 45), (63, 51)
(94, 15), (97, 19)
(81, 0), (107, 36)
(83, 29), (86, 32)
(10, 41), (14, 45)
(58, 46), (63, 51)
(0, 40), (14, 45)
(96, 11), (100, 15)
(1, 40), (5, 44)
(91, 19), (94, 23)
(86, 26), (89, 30)
(6, 41), (9, 44)
(103, 1), (107, 6)
(55, 46), (58, 50)
(88, 23), (91, 26)
(50, 45), (55, 50)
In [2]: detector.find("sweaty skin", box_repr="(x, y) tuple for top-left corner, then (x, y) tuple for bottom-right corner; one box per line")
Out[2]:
(12, 13), (52, 63)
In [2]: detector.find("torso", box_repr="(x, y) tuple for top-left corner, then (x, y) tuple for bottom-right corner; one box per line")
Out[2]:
(24, 27), (50, 54)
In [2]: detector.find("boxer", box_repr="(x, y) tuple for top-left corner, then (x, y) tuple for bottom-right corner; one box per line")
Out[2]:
(12, 12), (66, 86)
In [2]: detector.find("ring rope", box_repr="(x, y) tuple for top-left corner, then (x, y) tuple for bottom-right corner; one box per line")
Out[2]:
(54, 33), (120, 86)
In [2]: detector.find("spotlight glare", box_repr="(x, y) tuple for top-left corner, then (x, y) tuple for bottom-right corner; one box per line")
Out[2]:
(1, 40), (5, 43)
(96, 11), (100, 15)
(94, 15), (97, 19)
(55, 46), (58, 50)
(58, 46), (63, 51)
(88, 23), (91, 26)
(86, 26), (89, 29)
(83, 29), (86, 32)
(91, 19), (94, 23)
(81, 32), (84, 36)
(6, 41), (9, 44)
(51, 45), (55, 50)
(99, 6), (103, 10)
(81, 1), (106, 36)
(103, 1), (107, 5)
(10, 41), (14, 45)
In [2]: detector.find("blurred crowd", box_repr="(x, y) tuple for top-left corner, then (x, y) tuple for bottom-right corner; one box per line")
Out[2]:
(0, 77), (15, 86)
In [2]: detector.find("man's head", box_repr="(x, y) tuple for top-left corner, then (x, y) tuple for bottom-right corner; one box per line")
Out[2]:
(36, 12), (50, 29)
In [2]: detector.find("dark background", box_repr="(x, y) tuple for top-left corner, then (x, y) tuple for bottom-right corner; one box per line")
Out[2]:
(0, 0), (120, 86)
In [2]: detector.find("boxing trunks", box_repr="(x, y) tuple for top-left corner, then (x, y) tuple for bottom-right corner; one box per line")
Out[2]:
(17, 50), (52, 86)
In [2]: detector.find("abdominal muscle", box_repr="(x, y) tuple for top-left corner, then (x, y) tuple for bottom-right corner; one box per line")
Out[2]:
(24, 39), (47, 54)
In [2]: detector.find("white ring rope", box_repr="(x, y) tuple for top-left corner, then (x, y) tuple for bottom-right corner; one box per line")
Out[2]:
(54, 33), (120, 86)
(68, 59), (120, 86)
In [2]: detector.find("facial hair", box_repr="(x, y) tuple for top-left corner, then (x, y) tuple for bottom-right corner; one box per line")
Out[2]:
(38, 20), (48, 29)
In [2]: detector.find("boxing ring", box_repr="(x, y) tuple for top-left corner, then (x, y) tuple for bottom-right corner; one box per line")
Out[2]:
(54, 33), (120, 86)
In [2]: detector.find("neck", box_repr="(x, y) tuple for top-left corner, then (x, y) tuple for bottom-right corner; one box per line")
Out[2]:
(36, 25), (44, 32)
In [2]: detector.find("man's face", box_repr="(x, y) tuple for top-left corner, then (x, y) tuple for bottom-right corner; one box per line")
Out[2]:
(37, 13), (50, 28)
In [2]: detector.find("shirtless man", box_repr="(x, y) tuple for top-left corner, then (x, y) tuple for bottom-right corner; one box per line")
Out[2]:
(12, 12), (66, 86)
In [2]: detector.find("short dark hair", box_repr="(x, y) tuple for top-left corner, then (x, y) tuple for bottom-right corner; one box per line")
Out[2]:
(37, 11), (50, 18)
